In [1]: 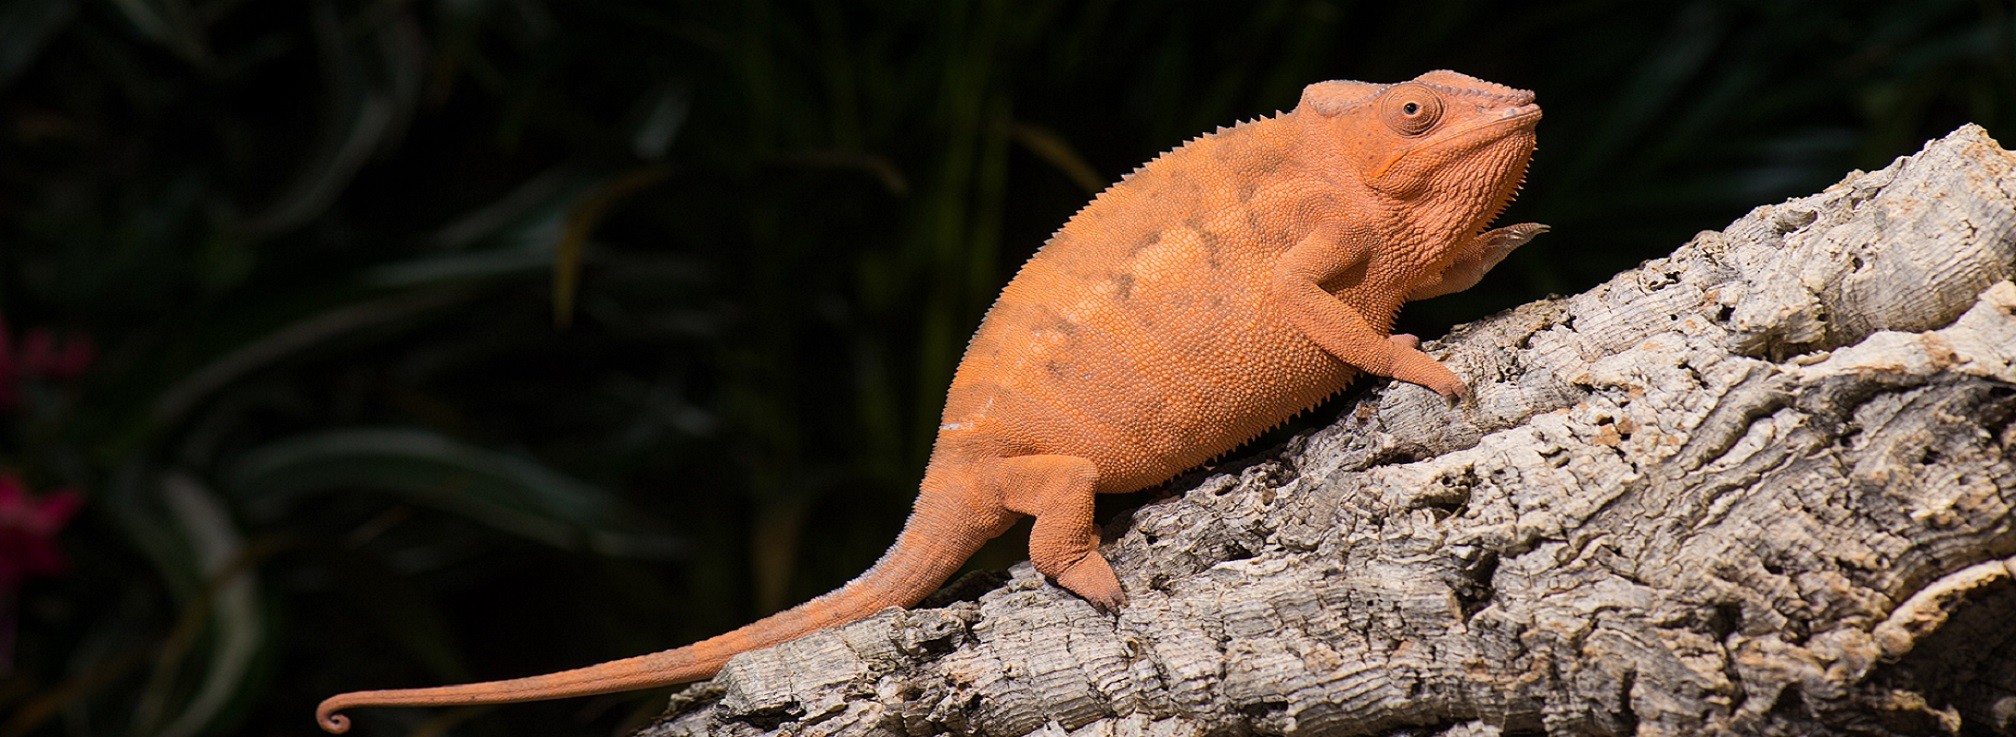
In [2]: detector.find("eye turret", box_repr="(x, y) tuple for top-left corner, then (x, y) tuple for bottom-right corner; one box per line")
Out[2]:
(1380, 84), (1444, 136)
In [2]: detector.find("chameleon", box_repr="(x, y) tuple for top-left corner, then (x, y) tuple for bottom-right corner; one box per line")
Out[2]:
(316, 69), (1542, 732)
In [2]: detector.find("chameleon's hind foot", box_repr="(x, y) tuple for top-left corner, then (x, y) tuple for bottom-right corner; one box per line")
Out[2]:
(993, 453), (1126, 611)
(1055, 550), (1126, 612)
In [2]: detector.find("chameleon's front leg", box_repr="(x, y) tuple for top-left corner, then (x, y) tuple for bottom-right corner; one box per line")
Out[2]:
(1409, 222), (1548, 300)
(1268, 225), (1467, 397)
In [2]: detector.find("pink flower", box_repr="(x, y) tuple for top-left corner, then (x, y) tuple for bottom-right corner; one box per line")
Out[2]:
(0, 316), (96, 411)
(0, 473), (81, 592)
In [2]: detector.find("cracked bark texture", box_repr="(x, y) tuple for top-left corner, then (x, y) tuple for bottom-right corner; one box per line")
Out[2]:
(636, 125), (2016, 737)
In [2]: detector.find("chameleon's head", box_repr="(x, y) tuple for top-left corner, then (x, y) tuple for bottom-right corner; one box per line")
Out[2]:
(1293, 70), (1539, 232)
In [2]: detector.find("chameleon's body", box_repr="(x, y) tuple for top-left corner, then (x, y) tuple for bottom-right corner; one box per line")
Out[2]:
(318, 70), (1542, 732)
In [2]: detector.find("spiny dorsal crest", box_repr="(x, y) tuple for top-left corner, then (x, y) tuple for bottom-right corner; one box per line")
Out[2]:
(1111, 110), (1282, 186)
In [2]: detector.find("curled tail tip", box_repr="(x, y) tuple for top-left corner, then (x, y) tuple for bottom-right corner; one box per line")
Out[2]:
(316, 698), (353, 733)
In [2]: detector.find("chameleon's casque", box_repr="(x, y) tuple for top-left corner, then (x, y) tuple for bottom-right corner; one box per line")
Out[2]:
(317, 70), (1542, 732)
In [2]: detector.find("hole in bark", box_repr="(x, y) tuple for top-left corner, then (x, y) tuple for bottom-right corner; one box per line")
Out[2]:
(1456, 551), (1500, 619)
(1370, 446), (1426, 466)
(1762, 560), (1785, 576)
(1423, 499), (1465, 521)
(1237, 700), (1289, 722)
(1713, 303), (1735, 323)
(1978, 384), (2016, 448)
(1423, 473), (1476, 521)
(1220, 540), (1256, 562)
(1617, 669), (1641, 732)
(1850, 255), (1865, 270)
(1387, 726), (1465, 737)
(1784, 618), (1810, 645)
(1877, 562), (2016, 733)
(1705, 601), (1744, 640)
(1769, 683), (1807, 719)
(737, 706), (796, 731)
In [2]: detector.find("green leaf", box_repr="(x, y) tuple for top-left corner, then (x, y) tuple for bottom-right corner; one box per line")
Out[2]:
(236, 3), (421, 239)
(150, 289), (476, 429)
(554, 165), (673, 327)
(360, 244), (555, 288)
(132, 474), (268, 737)
(1008, 121), (1104, 195)
(628, 79), (692, 160)
(103, 0), (210, 65)
(426, 166), (597, 251)
(226, 427), (684, 559)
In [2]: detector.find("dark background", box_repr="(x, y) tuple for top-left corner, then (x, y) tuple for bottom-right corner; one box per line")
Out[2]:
(1, 1), (2010, 735)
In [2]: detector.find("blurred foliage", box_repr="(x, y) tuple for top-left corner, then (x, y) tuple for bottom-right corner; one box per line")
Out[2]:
(0, 0), (2010, 735)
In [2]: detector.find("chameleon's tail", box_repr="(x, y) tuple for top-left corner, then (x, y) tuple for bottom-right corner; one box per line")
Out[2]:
(316, 489), (991, 733)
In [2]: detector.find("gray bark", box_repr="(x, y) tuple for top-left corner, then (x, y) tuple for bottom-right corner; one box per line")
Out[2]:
(636, 125), (2016, 737)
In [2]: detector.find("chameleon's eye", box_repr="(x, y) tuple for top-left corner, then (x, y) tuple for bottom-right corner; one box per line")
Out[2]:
(1380, 84), (1444, 136)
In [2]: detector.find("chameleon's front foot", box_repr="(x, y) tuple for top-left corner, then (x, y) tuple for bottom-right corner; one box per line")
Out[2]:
(1480, 222), (1549, 253)
(1408, 222), (1551, 301)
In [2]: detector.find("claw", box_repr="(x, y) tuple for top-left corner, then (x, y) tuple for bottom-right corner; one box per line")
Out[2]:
(1484, 222), (1549, 252)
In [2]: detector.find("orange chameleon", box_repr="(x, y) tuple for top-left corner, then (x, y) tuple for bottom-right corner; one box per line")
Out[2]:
(317, 69), (1543, 732)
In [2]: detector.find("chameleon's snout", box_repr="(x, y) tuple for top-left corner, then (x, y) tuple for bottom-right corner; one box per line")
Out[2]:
(1502, 102), (1541, 122)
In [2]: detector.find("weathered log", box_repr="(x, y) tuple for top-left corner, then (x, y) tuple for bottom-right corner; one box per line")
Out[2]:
(636, 125), (2016, 737)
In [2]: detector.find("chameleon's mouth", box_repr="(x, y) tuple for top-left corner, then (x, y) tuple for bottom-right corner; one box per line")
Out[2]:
(1416, 103), (1541, 152)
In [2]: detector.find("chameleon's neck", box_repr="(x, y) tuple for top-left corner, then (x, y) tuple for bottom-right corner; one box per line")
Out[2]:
(1277, 108), (1499, 293)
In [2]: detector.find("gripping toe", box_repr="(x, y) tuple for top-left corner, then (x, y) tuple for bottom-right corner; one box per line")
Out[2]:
(1055, 552), (1127, 612)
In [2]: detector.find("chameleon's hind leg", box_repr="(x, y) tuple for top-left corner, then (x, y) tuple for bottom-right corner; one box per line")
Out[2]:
(994, 455), (1126, 611)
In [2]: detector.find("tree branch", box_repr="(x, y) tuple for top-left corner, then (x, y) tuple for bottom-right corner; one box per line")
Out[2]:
(637, 125), (2016, 737)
